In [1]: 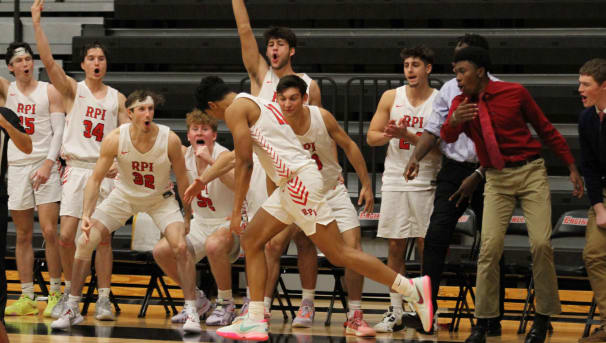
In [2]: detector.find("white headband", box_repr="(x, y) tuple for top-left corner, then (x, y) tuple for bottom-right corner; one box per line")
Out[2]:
(128, 96), (154, 110)
(9, 47), (31, 64)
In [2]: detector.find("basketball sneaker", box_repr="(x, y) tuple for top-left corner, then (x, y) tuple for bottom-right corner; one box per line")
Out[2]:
(373, 306), (405, 332)
(5, 295), (38, 316)
(182, 307), (202, 333)
(51, 293), (68, 319)
(206, 299), (236, 326)
(216, 315), (269, 341)
(43, 292), (62, 317)
(95, 296), (116, 320)
(403, 276), (433, 333)
(172, 289), (211, 323)
(233, 297), (270, 325)
(51, 305), (83, 330)
(344, 310), (376, 337)
(291, 299), (314, 328)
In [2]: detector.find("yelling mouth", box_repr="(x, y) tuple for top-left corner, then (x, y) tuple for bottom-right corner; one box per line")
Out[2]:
(196, 139), (205, 145)
(94, 68), (100, 74)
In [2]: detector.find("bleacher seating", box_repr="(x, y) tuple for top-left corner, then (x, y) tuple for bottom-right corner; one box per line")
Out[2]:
(0, 0), (113, 14)
(73, 26), (606, 74)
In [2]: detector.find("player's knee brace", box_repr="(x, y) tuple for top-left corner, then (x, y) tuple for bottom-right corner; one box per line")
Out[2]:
(74, 229), (103, 261)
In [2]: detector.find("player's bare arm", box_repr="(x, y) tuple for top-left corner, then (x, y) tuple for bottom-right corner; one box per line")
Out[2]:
(217, 151), (237, 191)
(117, 93), (130, 124)
(232, 0), (269, 92)
(168, 130), (192, 219)
(225, 100), (255, 234)
(32, 84), (65, 190)
(307, 80), (323, 107)
(0, 113), (32, 154)
(367, 89), (395, 146)
(184, 150), (236, 202)
(81, 129), (119, 236)
(322, 108), (374, 213)
(31, 0), (77, 109)
(0, 77), (10, 106)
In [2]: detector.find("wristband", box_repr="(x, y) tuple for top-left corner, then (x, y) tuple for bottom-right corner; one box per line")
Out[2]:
(474, 168), (485, 180)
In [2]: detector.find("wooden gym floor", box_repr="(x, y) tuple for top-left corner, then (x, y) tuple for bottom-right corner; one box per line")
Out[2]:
(3, 272), (594, 343)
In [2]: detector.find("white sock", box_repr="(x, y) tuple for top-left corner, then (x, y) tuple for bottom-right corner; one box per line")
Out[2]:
(50, 278), (62, 294)
(301, 288), (315, 301)
(21, 282), (34, 300)
(218, 289), (233, 301)
(67, 294), (81, 309)
(184, 300), (197, 310)
(390, 292), (404, 312)
(64, 281), (72, 295)
(392, 274), (416, 300)
(249, 301), (265, 321)
(246, 287), (251, 299)
(98, 288), (110, 299)
(348, 300), (361, 318)
(263, 296), (272, 311)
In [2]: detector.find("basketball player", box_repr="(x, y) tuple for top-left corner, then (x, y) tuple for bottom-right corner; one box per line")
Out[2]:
(153, 109), (241, 327)
(32, 0), (129, 320)
(232, 0), (330, 323)
(0, 42), (65, 318)
(272, 75), (376, 336)
(367, 45), (441, 332)
(50, 91), (200, 332)
(185, 76), (433, 341)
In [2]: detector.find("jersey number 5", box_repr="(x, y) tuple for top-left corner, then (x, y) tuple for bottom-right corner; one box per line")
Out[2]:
(19, 116), (35, 134)
(132, 172), (155, 189)
(83, 120), (105, 142)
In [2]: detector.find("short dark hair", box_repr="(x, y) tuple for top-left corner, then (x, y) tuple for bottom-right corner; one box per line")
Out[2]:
(456, 33), (490, 50)
(276, 75), (307, 97)
(400, 45), (435, 66)
(80, 41), (109, 63)
(580, 58), (606, 85)
(5, 42), (34, 66)
(263, 26), (297, 49)
(453, 46), (492, 72)
(125, 90), (165, 109)
(195, 76), (232, 111)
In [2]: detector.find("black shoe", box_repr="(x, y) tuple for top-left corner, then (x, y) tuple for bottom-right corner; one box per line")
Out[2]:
(465, 320), (488, 343)
(524, 315), (550, 343)
(487, 319), (502, 337)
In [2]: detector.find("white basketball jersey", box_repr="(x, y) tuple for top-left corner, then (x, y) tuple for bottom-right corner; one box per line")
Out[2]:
(236, 93), (314, 186)
(257, 68), (312, 103)
(115, 124), (172, 199)
(296, 105), (342, 190)
(382, 85), (441, 191)
(62, 81), (119, 163)
(185, 143), (234, 219)
(5, 81), (53, 165)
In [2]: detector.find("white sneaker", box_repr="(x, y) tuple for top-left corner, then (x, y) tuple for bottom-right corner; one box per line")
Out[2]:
(182, 307), (202, 333)
(50, 293), (68, 319)
(51, 306), (84, 330)
(373, 306), (405, 333)
(404, 276), (433, 333)
(216, 315), (269, 341)
(95, 296), (116, 321)
(171, 290), (211, 323)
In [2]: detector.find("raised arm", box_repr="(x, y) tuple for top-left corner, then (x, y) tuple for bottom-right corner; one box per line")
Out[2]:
(367, 89), (395, 147)
(232, 0), (268, 90)
(117, 93), (130, 124)
(322, 108), (373, 213)
(225, 101), (255, 234)
(31, 0), (76, 101)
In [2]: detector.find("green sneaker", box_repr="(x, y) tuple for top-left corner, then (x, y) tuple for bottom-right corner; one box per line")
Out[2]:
(5, 295), (39, 316)
(43, 292), (62, 317)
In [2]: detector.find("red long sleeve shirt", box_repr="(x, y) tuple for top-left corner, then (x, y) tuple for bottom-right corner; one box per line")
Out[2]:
(441, 80), (574, 169)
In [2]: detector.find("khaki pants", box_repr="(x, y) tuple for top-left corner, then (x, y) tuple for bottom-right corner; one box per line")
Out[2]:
(476, 158), (561, 318)
(584, 189), (606, 326)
